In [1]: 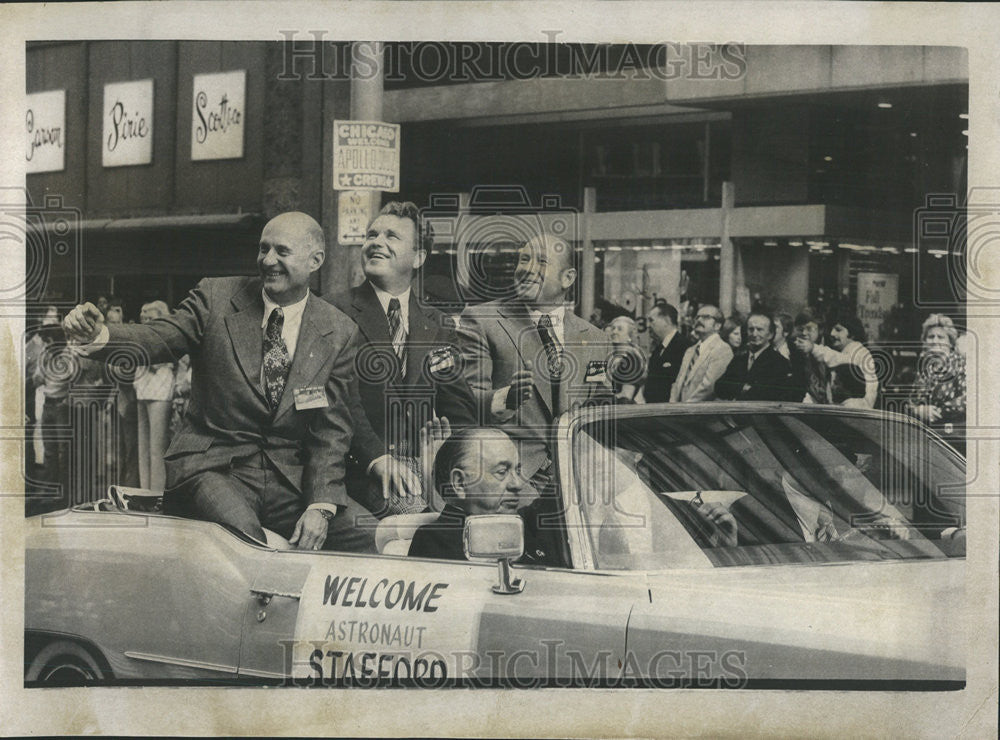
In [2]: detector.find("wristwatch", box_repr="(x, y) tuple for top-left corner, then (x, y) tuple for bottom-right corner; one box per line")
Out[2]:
(316, 508), (335, 523)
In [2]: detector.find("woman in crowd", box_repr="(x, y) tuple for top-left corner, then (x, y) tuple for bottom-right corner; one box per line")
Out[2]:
(793, 309), (879, 409)
(905, 314), (966, 453)
(721, 316), (743, 352)
(605, 315), (647, 402)
(132, 300), (175, 490)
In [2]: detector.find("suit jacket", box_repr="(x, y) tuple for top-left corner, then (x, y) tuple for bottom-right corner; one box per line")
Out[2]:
(457, 300), (614, 475)
(669, 332), (734, 402)
(643, 331), (689, 403)
(100, 276), (362, 509)
(715, 345), (798, 402)
(329, 281), (477, 460)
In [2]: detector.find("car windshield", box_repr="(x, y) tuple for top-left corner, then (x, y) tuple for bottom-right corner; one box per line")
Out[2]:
(571, 409), (965, 570)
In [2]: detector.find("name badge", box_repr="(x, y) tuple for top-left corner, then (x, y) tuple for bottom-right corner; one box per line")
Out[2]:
(293, 386), (328, 411)
(427, 345), (458, 380)
(584, 360), (609, 384)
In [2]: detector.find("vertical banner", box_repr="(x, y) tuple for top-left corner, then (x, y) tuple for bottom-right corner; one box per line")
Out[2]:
(191, 70), (246, 161)
(26, 90), (66, 173)
(333, 120), (400, 192)
(102, 79), (154, 167)
(857, 272), (898, 342)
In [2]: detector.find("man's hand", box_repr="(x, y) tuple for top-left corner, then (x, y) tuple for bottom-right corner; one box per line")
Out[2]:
(505, 361), (534, 410)
(419, 415), (452, 467)
(696, 501), (738, 548)
(814, 509), (839, 542)
(372, 455), (422, 501)
(63, 302), (104, 343)
(289, 508), (330, 550)
(793, 336), (813, 355)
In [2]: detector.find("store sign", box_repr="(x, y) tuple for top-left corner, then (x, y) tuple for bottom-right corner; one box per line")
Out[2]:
(333, 120), (400, 192)
(102, 79), (153, 168)
(338, 190), (370, 244)
(191, 70), (245, 161)
(26, 90), (65, 173)
(857, 272), (898, 342)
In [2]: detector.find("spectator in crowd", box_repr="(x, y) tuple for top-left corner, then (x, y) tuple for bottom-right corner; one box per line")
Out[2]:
(670, 304), (734, 402)
(170, 353), (192, 437)
(24, 305), (60, 473)
(106, 298), (124, 325)
(329, 201), (477, 515)
(643, 301), (687, 404)
(789, 310), (828, 404)
(64, 211), (388, 552)
(905, 314), (966, 452)
(721, 316), (743, 352)
(407, 427), (561, 566)
(457, 232), (613, 481)
(132, 300), (175, 491)
(716, 313), (797, 401)
(95, 295), (110, 318)
(794, 310), (879, 408)
(104, 298), (140, 487)
(772, 312), (793, 359)
(605, 315), (646, 402)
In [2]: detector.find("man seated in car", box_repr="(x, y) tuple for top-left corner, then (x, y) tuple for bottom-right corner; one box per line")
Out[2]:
(408, 427), (563, 566)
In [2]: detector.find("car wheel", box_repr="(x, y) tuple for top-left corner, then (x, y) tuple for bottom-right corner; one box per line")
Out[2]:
(25, 640), (109, 685)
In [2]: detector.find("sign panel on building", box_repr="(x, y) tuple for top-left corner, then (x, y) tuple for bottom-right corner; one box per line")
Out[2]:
(102, 79), (154, 168)
(333, 120), (400, 192)
(191, 70), (246, 161)
(857, 271), (898, 342)
(338, 190), (370, 244)
(26, 90), (66, 174)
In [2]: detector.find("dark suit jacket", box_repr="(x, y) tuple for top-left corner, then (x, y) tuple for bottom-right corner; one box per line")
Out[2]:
(100, 276), (363, 509)
(457, 300), (614, 476)
(643, 331), (689, 403)
(715, 346), (798, 402)
(329, 281), (477, 461)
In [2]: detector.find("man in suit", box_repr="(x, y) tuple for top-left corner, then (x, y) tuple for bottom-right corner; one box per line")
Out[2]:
(457, 232), (614, 480)
(63, 212), (382, 552)
(329, 201), (477, 514)
(716, 313), (798, 401)
(407, 427), (562, 566)
(643, 301), (689, 403)
(669, 304), (733, 402)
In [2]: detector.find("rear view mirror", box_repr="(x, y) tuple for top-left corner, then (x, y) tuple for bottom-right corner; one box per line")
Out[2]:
(464, 515), (525, 595)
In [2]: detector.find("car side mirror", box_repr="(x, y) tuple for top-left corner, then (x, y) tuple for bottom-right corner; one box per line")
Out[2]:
(464, 515), (525, 595)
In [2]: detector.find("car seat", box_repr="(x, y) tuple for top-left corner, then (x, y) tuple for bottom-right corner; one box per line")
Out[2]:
(375, 512), (439, 556)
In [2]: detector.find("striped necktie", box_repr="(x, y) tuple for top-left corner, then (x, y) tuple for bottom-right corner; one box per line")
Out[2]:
(387, 297), (407, 379)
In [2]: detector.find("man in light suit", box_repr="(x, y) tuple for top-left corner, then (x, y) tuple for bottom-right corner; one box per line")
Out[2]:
(330, 202), (477, 514)
(643, 301), (689, 403)
(457, 232), (614, 480)
(715, 313), (798, 402)
(669, 304), (733, 402)
(63, 212), (383, 552)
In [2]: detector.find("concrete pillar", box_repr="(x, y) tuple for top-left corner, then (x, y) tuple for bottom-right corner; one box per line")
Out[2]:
(719, 181), (735, 315)
(320, 41), (384, 296)
(580, 187), (597, 320)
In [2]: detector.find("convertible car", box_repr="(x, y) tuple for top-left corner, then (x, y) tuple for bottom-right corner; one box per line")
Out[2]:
(25, 403), (965, 688)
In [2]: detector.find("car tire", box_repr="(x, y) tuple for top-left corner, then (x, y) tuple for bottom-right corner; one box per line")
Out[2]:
(25, 640), (109, 685)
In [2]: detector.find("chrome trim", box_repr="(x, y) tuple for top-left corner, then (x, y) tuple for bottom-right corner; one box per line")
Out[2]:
(557, 412), (596, 571)
(250, 588), (301, 601)
(124, 651), (238, 674)
(238, 668), (286, 680)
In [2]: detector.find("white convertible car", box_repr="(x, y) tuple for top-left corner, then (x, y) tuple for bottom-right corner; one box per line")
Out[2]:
(25, 403), (965, 688)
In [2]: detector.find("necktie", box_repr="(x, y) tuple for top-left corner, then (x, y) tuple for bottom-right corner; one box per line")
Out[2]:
(748, 351), (755, 371)
(536, 314), (563, 415)
(387, 297), (407, 379)
(681, 342), (702, 395)
(263, 307), (291, 411)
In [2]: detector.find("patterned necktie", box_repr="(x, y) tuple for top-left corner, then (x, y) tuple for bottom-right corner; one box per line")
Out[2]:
(263, 307), (291, 411)
(681, 342), (702, 395)
(387, 297), (407, 379)
(536, 314), (563, 415)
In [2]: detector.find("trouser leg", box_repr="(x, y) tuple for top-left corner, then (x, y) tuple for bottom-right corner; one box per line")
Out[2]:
(137, 402), (151, 489)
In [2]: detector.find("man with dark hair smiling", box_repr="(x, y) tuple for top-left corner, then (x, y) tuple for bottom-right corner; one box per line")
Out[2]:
(330, 201), (477, 514)
(63, 211), (384, 552)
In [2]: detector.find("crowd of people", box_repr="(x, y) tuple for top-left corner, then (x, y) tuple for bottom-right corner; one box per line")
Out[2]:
(30, 200), (967, 559)
(596, 296), (967, 453)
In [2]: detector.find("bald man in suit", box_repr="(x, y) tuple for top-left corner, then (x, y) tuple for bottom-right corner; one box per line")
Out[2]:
(457, 233), (614, 480)
(63, 212), (383, 552)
